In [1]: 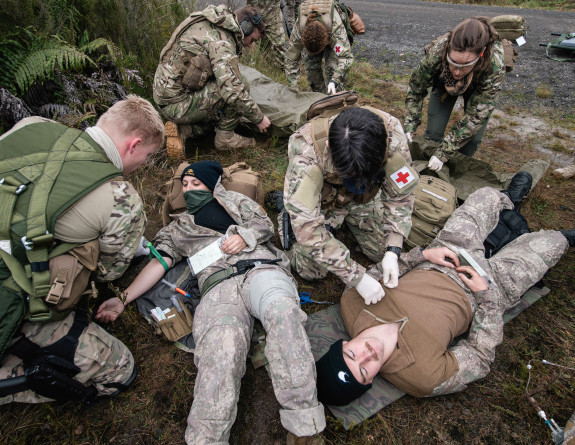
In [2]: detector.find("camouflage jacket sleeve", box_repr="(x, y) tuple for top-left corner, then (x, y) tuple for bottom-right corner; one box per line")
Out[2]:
(199, 29), (263, 124)
(430, 288), (502, 396)
(403, 41), (442, 135)
(285, 16), (303, 88)
(152, 185), (274, 262)
(283, 127), (366, 287)
(379, 117), (417, 248)
(220, 190), (275, 251)
(434, 42), (506, 162)
(97, 180), (147, 281)
(327, 8), (354, 87)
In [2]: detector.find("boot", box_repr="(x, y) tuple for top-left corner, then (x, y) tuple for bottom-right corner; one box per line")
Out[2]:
(286, 432), (324, 445)
(164, 121), (193, 159)
(560, 229), (575, 247)
(553, 163), (575, 179)
(214, 128), (255, 151)
(502, 171), (532, 211)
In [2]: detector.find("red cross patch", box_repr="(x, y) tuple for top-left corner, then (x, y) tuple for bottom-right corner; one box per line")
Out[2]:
(334, 43), (342, 55)
(390, 166), (415, 189)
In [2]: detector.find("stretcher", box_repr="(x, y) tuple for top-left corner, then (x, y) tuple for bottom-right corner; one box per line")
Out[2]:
(540, 33), (575, 62)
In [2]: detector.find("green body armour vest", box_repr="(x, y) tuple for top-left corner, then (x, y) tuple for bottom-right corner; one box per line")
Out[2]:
(0, 121), (121, 358)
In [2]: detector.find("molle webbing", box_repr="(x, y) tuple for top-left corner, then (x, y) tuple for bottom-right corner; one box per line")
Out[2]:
(300, 0), (333, 34)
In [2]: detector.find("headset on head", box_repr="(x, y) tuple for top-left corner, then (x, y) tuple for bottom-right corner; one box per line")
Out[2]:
(239, 13), (263, 37)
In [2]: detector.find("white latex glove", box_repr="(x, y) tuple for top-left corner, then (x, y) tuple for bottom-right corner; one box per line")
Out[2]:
(405, 132), (413, 143)
(134, 237), (150, 257)
(427, 155), (444, 172)
(381, 251), (399, 288)
(327, 82), (337, 95)
(355, 274), (385, 305)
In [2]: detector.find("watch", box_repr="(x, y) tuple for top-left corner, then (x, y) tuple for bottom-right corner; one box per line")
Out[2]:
(385, 246), (402, 258)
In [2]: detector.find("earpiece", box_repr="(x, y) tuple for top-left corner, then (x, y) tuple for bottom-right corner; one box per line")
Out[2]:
(240, 13), (262, 37)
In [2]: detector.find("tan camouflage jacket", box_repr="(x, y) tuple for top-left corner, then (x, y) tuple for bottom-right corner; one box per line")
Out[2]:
(285, 0), (353, 88)
(153, 5), (263, 124)
(404, 37), (505, 162)
(153, 182), (289, 289)
(284, 108), (417, 287)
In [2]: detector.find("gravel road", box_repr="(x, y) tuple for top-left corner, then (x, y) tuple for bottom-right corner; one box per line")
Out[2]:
(350, 0), (575, 114)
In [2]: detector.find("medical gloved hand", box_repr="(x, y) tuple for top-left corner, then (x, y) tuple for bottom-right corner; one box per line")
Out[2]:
(381, 251), (399, 288)
(327, 82), (337, 95)
(405, 132), (413, 143)
(356, 274), (385, 305)
(427, 155), (444, 171)
(134, 237), (150, 257)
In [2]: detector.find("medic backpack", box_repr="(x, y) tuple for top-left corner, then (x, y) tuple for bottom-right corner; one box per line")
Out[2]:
(0, 120), (121, 360)
(404, 174), (458, 250)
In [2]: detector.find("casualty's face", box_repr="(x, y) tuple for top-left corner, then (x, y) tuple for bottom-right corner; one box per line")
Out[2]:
(342, 332), (388, 385)
(182, 175), (210, 192)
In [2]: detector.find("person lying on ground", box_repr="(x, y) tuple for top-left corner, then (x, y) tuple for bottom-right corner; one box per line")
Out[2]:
(96, 160), (325, 445)
(314, 183), (574, 406)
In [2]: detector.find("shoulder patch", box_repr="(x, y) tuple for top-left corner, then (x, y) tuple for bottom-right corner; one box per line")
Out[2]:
(334, 42), (343, 56)
(390, 166), (416, 189)
(292, 164), (323, 210)
(384, 152), (419, 195)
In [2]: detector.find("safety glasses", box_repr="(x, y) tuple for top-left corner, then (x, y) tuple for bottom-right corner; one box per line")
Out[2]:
(446, 52), (481, 69)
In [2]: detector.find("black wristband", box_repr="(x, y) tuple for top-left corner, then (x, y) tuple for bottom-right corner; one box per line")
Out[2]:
(386, 246), (402, 258)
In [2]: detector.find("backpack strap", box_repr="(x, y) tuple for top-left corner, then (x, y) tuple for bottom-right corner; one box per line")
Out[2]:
(310, 116), (330, 162)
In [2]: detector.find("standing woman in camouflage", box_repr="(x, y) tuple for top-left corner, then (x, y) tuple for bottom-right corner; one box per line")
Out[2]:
(403, 17), (505, 172)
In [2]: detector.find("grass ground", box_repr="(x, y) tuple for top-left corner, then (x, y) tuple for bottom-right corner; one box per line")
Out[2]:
(1, 21), (575, 445)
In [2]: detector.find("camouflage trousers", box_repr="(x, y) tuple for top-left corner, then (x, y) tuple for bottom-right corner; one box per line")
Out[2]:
(429, 187), (568, 307)
(284, 0), (301, 35)
(248, 0), (288, 70)
(291, 192), (388, 281)
(0, 312), (135, 404)
(159, 74), (252, 132)
(426, 187), (568, 394)
(425, 86), (488, 157)
(302, 49), (338, 93)
(186, 267), (325, 444)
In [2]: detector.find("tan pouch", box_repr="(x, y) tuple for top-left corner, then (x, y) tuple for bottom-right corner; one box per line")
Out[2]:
(45, 240), (99, 311)
(156, 300), (193, 341)
(221, 162), (264, 206)
(348, 7), (365, 35)
(501, 39), (517, 73)
(182, 55), (214, 91)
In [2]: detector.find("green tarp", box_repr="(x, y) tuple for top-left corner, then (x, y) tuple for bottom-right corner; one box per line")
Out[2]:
(239, 64), (326, 137)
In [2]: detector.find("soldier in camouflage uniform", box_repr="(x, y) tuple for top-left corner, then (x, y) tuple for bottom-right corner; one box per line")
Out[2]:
(153, 5), (272, 152)
(285, 0), (354, 93)
(404, 17), (505, 172)
(247, 0), (289, 69)
(314, 187), (575, 405)
(0, 95), (165, 404)
(283, 106), (418, 308)
(97, 161), (325, 444)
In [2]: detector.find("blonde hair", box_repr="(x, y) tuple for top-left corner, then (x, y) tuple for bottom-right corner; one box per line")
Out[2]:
(97, 95), (165, 147)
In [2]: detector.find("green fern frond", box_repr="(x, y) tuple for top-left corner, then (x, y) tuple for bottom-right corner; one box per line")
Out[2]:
(80, 37), (121, 61)
(14, 43), (96, 93)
